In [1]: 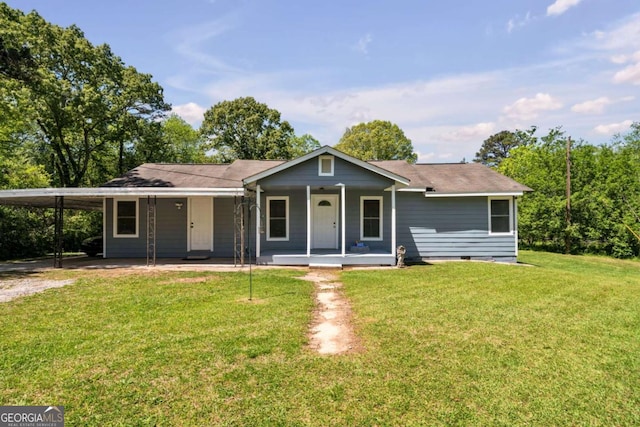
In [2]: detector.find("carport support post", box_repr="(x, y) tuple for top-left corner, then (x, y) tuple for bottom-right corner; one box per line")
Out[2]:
(54, 196), (64, 268)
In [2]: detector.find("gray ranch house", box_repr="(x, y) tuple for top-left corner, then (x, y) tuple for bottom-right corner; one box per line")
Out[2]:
(0, 146), (531, 267)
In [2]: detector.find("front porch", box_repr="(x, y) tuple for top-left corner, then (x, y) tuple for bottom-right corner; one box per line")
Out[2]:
(256, 249), (396, 267)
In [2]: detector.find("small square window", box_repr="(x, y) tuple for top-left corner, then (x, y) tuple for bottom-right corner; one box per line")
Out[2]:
(319, 155), (334, 176)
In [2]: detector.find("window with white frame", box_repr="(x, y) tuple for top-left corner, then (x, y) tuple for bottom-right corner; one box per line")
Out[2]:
(360, 196), (383, 240)
(318, 155), (334, 176)
(489, 198), (512, 234)
(113, 199), (139, 238)
(267, 196), (289, 240)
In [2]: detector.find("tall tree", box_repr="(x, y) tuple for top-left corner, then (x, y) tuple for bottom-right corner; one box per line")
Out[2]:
(474, 127), (536, 168)
(200, 97), (295, 161)
(334, 120), (417, 163)
(0, 4), (170, 186)
(289, 133), (321, 157)
(160, 114), (207, 163)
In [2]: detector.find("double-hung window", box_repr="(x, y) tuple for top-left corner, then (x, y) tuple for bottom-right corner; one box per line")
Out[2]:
(489, 198), (512, 234)
(267, 197), (289, 241)
(360, 196), (383, 241)
(113, 199), (139, 238)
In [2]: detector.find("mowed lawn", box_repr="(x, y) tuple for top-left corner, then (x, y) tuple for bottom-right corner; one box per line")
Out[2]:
(1, 251), (639, 426)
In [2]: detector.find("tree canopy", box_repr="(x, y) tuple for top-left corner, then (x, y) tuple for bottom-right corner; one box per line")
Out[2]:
(474, 127), (536, 168)
(200, 97), (296, 161)
(0, 3), (170, 186)
(334, 120), (417, 163)
(497, 124), (640, 258)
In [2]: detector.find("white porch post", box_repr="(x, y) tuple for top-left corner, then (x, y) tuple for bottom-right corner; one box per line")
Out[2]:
(256, 185), (261, 258)
(391, 184), (396, 255)
(338, 183), (346, 256)
(514, 196), (519, 257)
(306, 185), (311, 257)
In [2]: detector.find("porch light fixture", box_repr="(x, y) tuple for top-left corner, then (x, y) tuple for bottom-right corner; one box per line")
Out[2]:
(175, 201), (183, 210)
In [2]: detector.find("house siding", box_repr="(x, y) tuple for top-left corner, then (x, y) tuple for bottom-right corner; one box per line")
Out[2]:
(106, 197), (188, 258)
(396, 194), (517, 260)
(259, 188), (392, 253)
(257, 157), (394, 189)
(212, 197), (237, 257)
(105, 197), (242, 258)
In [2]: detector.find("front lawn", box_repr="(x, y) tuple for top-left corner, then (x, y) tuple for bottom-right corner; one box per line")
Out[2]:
(1, 252), (639, 425)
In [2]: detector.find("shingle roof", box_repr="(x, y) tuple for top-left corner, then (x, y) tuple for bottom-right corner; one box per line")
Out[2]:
(370, 161), (532, 194)
(101, 158), (531, 194)
(101, 161), (285, 188)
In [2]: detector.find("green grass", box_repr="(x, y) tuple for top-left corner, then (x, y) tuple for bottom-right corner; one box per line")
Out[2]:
(1, 251), (639, 425)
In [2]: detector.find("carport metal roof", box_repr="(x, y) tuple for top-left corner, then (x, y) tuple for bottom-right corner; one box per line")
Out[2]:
(0, 187), (245, 210)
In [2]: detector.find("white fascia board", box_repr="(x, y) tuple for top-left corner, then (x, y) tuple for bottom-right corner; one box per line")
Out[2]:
(0, 187), (244, 198)
(242, 145), (410, 186)
(422, 192), (524, 198)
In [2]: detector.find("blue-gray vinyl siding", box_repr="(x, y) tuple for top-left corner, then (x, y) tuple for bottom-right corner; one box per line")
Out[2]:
(396, 194), (517, 259)
(257, 156), (394, 189)
(259, 188), (392, 253)
(105, 198), (187, 258)
(105, 197), (238, 258)
(104, 193), (516, 261)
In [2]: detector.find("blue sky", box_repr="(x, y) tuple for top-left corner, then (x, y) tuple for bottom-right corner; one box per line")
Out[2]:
(6, 0), (640, 162)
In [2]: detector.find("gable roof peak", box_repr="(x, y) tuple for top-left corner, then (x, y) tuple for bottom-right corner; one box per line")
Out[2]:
(242, 145), (410, 185)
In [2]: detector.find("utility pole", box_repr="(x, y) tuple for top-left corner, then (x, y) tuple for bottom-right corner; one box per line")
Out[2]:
(565, 136), (572, 254)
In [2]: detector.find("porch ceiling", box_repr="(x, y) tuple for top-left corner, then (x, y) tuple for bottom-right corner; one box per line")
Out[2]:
(0, 187), (244, 210)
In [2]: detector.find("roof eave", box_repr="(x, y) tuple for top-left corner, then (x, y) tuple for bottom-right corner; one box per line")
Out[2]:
(0, 187), (245, 198)
(422, 191), (526, 198)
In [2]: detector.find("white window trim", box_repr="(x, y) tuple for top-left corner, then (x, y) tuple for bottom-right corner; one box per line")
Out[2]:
(488, 197), (514, 235)
(113, 198), (139, 238)
(318, 155), (334, 176)
(360, 196), (383, 241)
(266, 196), (289, 241)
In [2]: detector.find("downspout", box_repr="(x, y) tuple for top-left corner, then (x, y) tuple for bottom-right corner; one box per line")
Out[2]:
(102, 198), (107, 258)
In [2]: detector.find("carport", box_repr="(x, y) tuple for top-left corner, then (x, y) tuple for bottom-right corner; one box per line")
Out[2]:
(0, 187), (238, 268)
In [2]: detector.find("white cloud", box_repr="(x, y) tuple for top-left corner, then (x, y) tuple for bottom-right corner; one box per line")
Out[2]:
(611, 54), (629, 64)
(164, 11), (639, 162)
(507, 12), (532, 33)
(547, 0), (583, 17)
(613, 62), (640, 85)
(585, 14), (640, 52)
(354, 33), (373, 55)
(503, 93), (563, 120)
(594, 120), (634, 135)
(169, 15), (243, 75)
(172, 102), (206, 126)
(571, 97), (611, 114)
(438, 122), (496, 142)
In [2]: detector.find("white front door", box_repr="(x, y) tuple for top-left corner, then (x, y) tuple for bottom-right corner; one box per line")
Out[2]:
(189, 197), (213, 251)
(312, 194), (338, 249)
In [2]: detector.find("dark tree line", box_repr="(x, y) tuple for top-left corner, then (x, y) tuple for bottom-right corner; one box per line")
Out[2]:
(476, 124), (640, 258)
